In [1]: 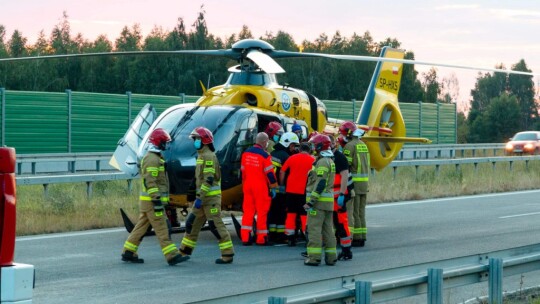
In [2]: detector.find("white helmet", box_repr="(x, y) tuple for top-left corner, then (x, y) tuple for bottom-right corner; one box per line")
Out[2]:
(279, 132), (300, 148)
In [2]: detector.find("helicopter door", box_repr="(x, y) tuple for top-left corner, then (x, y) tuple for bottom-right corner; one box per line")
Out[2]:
(109, 104), (157, 177)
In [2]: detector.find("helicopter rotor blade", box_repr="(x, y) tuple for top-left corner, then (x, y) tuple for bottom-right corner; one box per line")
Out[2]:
(270, 50), (539, 77)
(0, 49), (239, 63)
(246, 50), (285, 74)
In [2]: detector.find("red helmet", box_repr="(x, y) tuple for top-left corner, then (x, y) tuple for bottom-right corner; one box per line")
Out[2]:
(265, 121), (283, 137)
(190, 127), (214, 144)
(307, 131), (319, 141)
(339, 121), (357, 138)
(309, 134), (331, 153)
(149, 128), (171, 148)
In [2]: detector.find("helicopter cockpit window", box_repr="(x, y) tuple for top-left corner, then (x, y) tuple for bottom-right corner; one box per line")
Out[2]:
(138, 107), (191, 156)
(234, 113), (257, 162)
(237, 114), (257, 146)
(123, 104), (156, 157)
(143, 107), (243, 157)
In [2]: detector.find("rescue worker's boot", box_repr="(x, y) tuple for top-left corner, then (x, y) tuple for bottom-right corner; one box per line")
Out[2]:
(287, 235), (297, 247)
(276, 233), (288, 244)
(215, 254), (234, 264)
(325, 259), (337, 266)
(338, 246), (353, 261)
(242, 233), (255, 246)
(121, 251), (144, 263)
(256, 236), (274, 246)
(168, 254), (190, 266)
(304, 258), (320, 266)
(268, 231), (277, 243)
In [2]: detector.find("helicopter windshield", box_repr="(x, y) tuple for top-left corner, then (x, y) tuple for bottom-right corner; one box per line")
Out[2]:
(140, 106), (249, 158)
(226, 72), (278, 86)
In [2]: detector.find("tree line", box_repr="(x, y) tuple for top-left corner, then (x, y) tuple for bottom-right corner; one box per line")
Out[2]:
(0, 8), (538, 142)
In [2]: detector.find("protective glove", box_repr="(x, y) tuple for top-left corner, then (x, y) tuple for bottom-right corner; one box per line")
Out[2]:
(152, 198), (164, 217)
(303, 201), (314, 212)
(270, 188), (277, 199)
(278, 185), (286, 194)
(337, 193), (345, 207)
(350, 189), (356, 198)
(194, 198), (202, 209)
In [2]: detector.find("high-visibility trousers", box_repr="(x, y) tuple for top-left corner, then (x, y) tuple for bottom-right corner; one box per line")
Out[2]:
(333, 205), (352, 248)
(347, 183), (367, 241)
(122, 200), (180, 263)
(305, 208), (337, 264)
(241, 184), (271, 244)
(179, 198), (234, 258)
(284, 193), (307, 237)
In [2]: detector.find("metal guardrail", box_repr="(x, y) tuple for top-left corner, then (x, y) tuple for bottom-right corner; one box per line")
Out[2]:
(15, 172), (134, 197)
(398, 143), (506, 159)
(16, 152), (115, 175)
(196, 243), (540, 304)
(388, 155), (540, 180)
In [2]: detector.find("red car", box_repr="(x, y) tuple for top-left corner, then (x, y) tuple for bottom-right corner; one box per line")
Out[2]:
(505, 131), (540, 155)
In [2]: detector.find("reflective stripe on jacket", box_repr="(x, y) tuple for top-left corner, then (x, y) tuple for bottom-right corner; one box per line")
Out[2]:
(139, 151), (169, 203)
(305, 156), (335, 211)
(343, 138), (370, 183)
(196, 145), (222, 200)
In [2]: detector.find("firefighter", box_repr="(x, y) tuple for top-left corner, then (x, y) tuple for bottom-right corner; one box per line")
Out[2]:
(268, 132), (300, 243)
(264, 121), (284, 153)
(240, 132), (278, 246)
(339, 121), (370, 247)
(329, 136), (353, 260)
(179, 127), (234, 264)
(303, 134), (337, 266)
(280, 142), (314, 246)
(121, 128), (189, 266)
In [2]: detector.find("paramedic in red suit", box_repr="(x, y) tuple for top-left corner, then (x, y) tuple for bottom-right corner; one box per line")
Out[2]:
(240, 132), (278, 245)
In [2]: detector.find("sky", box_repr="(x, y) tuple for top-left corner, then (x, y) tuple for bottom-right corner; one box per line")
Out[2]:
(2, 0), (540, 112)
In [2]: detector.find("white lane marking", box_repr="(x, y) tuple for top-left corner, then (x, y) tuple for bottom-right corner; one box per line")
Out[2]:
(16, 228), (125, 242)
(499, 212), (540, 219)
(368, 189), (540, 209)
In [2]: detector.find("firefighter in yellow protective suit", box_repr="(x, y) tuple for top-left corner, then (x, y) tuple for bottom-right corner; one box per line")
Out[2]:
(339, 121), (370, 247)
(303, 134), (337, 266)
(179, 127), (235, 264)
(121, 128), (189, 265)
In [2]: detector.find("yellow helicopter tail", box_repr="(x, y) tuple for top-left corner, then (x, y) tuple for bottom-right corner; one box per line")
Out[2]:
(356, 47), (430, 170)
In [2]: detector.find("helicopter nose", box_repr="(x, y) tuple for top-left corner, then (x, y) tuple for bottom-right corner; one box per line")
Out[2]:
(166, 157), (197, 195)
